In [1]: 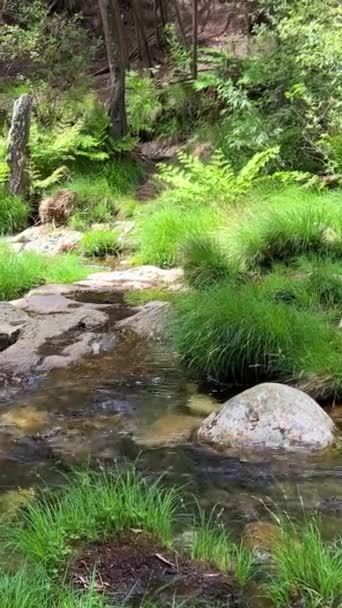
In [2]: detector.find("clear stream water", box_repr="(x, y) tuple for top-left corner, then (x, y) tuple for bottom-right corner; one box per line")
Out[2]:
(0, 296), (341, 540)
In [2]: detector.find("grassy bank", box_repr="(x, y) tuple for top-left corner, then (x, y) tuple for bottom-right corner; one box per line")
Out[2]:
(0, 246), (90, 300)
(0, 468), (340, 608)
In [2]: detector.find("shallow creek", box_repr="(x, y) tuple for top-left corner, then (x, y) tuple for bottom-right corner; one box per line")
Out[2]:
(0, 293), (341, 540)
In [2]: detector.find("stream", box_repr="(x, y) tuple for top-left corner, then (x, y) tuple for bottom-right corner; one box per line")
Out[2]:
(0, 294), (341, 540)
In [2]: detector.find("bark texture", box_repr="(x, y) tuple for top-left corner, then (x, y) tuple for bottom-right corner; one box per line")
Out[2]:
(97, 0), (128, 139)
(7, 94), (32, 198)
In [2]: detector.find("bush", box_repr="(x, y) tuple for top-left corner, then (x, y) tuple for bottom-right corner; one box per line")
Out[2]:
(0, 246), (89, 300)
(267, 519), (342, 607)
(81, 229), (120, 258)
(181, 234), (233, 288)
(170, 282), (342, 399)
(0, 189), (29, 234)
(136, 203), (223, 267)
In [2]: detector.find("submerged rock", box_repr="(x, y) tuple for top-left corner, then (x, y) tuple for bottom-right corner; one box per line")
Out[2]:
(136, 414), (199, 447)
(198, 383), (336, 451)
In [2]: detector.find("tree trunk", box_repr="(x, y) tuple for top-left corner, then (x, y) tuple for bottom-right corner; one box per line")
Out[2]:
(131, 0), (152, 68)
(192, 0), (199, 79)
(6, 94), (32, 199)
(97, 0), (128, 139)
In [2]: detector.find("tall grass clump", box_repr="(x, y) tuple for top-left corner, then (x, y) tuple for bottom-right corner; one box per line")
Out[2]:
(0, 189), (29, 234)
(228, 192), (342, 270)
(2, 469), (179, 571)
(0, 567), (107, 608)
(267, 519), (342, 607)
(181, 234), (233, 288)
(192, 509), (254, 586)
(136, 203), (222, 267)
(0, 567), (53, 608)
(0, 246), (89, 300)
(80, 229), (120, 258)
(170, 283), (342, 398)
(58, 174), (117, 229)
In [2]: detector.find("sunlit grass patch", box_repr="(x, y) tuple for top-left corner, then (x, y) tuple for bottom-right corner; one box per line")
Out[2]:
(2, 469), (180, 571)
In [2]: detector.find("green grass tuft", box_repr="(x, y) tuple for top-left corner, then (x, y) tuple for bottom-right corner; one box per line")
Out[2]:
(0, 188), (29, 235)
(267, 519), (342, 607)
(228, 190), (342, 270)
(2, 469), (179, 571)
(170, 282), (342, 399)
(0, 246), (89, 300)
(136, 203), (222, 268)
(181, 234), (233, 288)
(80, 229), (120, 258)
(192, 509), (254, 587)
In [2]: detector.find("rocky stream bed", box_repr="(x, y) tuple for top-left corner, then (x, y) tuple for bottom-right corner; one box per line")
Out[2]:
(0, 258), (341, 547)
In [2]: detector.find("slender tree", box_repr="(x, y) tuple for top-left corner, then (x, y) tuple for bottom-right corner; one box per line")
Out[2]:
(192, 0), (199, 79)
(97, 0), (128, 138)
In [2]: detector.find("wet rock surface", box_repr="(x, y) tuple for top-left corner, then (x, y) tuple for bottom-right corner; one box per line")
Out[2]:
(198, 383), (336, 451)
(0, 303), (30, 351)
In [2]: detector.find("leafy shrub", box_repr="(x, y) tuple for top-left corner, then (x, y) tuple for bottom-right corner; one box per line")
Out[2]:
(0, 188), (29, 234)
(0, 246), (89, 300)
(170, 282), (342, 399)
(0, 1), (96, 124)
(126, 70), (162, 135)
(81, 229), (120, 258)
(181, 234), (233, 288)
(136, 203), (223, 267)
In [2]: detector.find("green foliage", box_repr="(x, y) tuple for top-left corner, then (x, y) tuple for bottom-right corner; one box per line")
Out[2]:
(61, 174), (117, 228)
(2, 469), (179, 571)
(0, 246), (89, 300)
(267, 519), (342, 607)
(124, 289), (174, 306)
(192, 509), (254, 587)
(0, 188), (29, 234)
(227, 189), (342, 270)
(126, 71), (162, 135)
(170, 282), (342, 399)
(181, 234), (233, 288)
(136, 203), (222, 267)
(81, 229), (120, 258)
(158, 148), (279, 207)
(0, 1), (96, 123)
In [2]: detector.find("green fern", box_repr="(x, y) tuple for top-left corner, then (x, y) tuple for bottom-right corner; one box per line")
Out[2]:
(158, 147), (278, 207)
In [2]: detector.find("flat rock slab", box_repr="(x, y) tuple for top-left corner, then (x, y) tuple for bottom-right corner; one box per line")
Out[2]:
(198, 383), (336, 451)
(77, 266), (184, 292)
(0, 303), (30, 352)
(8, 226), (82, 255)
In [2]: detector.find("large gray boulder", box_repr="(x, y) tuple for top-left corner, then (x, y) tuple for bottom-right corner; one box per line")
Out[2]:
(197, 383), (336, 451)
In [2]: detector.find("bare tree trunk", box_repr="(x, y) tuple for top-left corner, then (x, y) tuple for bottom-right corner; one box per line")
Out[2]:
(131, 0), (152, 68)
(97, 0), (128, 139)
(6, 94), (32, 199)
(192, 0), (199, 79)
